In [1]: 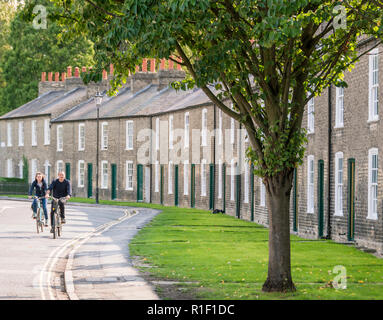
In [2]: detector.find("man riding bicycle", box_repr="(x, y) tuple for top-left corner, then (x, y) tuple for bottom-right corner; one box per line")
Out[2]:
(28, 172), (49, 227)
(45, 172), (71, 230)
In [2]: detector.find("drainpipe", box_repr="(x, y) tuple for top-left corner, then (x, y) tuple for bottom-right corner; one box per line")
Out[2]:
(213, 105), (216, 210)
(326, 85), (332, 239)
(150, 116), (153, 203)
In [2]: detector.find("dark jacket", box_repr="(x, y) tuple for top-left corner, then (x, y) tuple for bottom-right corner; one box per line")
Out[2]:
(48, 179), (72, 198)
(28, 179), (48, 197)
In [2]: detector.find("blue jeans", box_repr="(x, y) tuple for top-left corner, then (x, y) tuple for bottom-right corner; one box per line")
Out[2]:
(32, 198), (48, 220)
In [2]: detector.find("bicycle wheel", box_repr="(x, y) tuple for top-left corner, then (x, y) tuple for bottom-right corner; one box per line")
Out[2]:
(36, 208), (40, 234)
(53, 214), (58, 239)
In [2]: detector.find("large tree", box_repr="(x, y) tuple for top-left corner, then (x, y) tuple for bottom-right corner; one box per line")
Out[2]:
(0, 0), (94, 115)
(43, 0), (383, 292)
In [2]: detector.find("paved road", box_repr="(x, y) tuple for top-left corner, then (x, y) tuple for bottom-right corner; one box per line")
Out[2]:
(0, 199), (159, 300)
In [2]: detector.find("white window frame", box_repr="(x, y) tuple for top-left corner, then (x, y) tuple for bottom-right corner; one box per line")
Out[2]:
(31, 159), (38, 182)
(368, 48), (379, 122)
(78, 160), (85, 188)
(156, 118), (160, 151)
(126, 120), (134, 150)
(334, 152), (344, 216)
(230, 118), (235, 144)
(201, 109), (207, 146)
(168, 161), (173, 194)
(155, 161), (159, 192)
(101, 122), (108, 150)
(78, 123), (85, 151)
(218, 109), (223, 145)
(18, 121), (24, 147)
(307, 97), (315, 133)
(169, 116), (174, 150)
(244, 163), (249, 203)
(44, 160), (51, 184)
(18, 160), (24, 179)
(7, 159), (13, 178)
(57, 125), (63, 152)
(56, 160), (64, 176)
(230, 159), (235, 201)
(307, 155), (315, 213)
(126, 160), (134, 191)
(44, 119), (50, 145)
(201, 159), (207, 196)
(260, 178), (266, 207)
(335, 87), (344, 128)
(368, 148), (379, 220)
(101, 160), (108, 189)
(31, 120), (37, 146)
(184, 112), (189, 148)
(184, 160), (189, 195)
(7, 122), (12, 147)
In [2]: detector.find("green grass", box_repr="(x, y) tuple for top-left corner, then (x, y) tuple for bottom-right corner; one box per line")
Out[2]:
(3, 194), (383, 299)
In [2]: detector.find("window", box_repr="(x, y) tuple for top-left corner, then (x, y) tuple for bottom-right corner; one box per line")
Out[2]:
(184, 160), (189, 195)
(368, 148), (379, 220)
(78, 160), (85, 188)
(44, 119), (50, 145)
(126, 161), (133, 190)
(230, 159), (235, 201)
(57, 125), (63, 151)
(7, 159), (13, 178)
(168, 161), (173, 194)
(260, 178), (266, 207)
(155, 161), (159, 192)
(7, 122), (12, 147)
(169, 116), (173, 150)
(184, 113), (189, 148)
(218, 109), (223, 145)
(369, 48), (379, 122)
(126, 120), (134, 150)
(218, 160), (222, 199)
(56, 160), (64, 176)
(156, 118), (160, 151)
(18, 160), (24, 179)
(101, 122), (108, 150)
(201, 109), (207, 146)
(18, 121), (24, 147)
(244, 163), (249, 203)
(101, 161), (108, 189)
(31, 120), (37, 146)
(78, 123), (85, 151)
(307, 97), (315, 133)
(231, 119), (235, 144)
(335, 87), (344, 128)
(44, 160), (51, 184)
(334, 152), (344, 216)
(31, 159), (38, 182)
(201, 159), (206, 196)
(307, 155), (315, 213)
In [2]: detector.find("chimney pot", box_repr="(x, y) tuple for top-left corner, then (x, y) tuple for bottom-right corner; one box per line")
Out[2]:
(67, 66), (72, 78)
(135, 65), (140, 72)
(61, 72), (66, 82)
(142, 58), (148, 72)
(160, 59), (166, 70)
(41, 72), (46, 82)
(110, 64), (114, 75)
(74, 67), (80, 78)
(48, 72), (53, 82)
(150, 59), (156, 72)
(55, 72), (60, 82)
(168, 58), (174, 70)
(82, 67), (87, 73)
(102, 69), (108, 80)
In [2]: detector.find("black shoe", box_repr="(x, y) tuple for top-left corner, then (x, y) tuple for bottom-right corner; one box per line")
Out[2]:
(61, 218), (66, 224)
(50, 228), (54, 233)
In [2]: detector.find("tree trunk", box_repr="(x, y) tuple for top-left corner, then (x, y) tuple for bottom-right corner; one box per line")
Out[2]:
(262, 170), (296, 292)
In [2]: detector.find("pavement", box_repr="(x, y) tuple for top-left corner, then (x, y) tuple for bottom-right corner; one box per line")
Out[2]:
(0, 198), (160, 300)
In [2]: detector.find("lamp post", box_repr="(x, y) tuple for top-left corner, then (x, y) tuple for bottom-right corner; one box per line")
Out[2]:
(95, 91), (103, 204)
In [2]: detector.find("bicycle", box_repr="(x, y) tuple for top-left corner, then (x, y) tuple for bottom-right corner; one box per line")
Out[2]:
(51, 197), (67, 239)
(33, 196), (46, 234)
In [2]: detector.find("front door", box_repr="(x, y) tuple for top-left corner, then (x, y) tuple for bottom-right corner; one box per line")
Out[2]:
(87, 163), (93, 198)
(348, 158), (356, 241)
(137, 164), (143, 202)
(65, 163), (71, 181)
(174, 165), (179, 206)
(111, 164), (117, 200)
(209, 164), (215, 210)
(191, 164), (195, 208)
(318, 160), (324, 238)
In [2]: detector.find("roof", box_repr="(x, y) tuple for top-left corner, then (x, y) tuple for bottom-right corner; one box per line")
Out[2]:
(0, 88), (87, 120)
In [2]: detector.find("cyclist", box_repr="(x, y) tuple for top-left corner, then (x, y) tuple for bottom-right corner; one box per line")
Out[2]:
(45, 171), (71, 230)
(28, 172), (49, 227)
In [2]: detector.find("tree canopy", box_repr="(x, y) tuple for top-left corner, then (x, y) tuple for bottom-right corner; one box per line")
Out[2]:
(0, 0), (94, 115)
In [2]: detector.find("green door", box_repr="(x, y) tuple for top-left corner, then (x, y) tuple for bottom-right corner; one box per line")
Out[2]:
(174, 165), (179, 206)
(236, 169), (241, 218)
(137, 164), (143, 202)
(209, 164), (215, 210)
(222, 163), (226, 213)
(65, 163), (71, 180)
(293, 168), (298, 232)
(87, 163), (93, 198)
(348, 158), (356, 241)
(160, 165), (164, 205)
(318, 160), (324, 238)
(111, 164), (117, 200)
(250, 164), (255, 222)
(191, 164), (195, 208)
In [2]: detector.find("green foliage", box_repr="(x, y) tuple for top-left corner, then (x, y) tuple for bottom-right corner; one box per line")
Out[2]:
(47, 0), (383, 180)
(0, 0), (94, 115)
(22, 155), (28, 182)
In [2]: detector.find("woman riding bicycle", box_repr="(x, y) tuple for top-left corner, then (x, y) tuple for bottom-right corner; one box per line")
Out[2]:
(28, 172), (49, 227)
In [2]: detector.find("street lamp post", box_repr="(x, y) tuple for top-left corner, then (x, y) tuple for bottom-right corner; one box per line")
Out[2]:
(95, 91), (103, 204)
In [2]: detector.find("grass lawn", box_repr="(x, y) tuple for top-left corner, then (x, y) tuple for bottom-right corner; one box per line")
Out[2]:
(2, 194), (383, 299)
